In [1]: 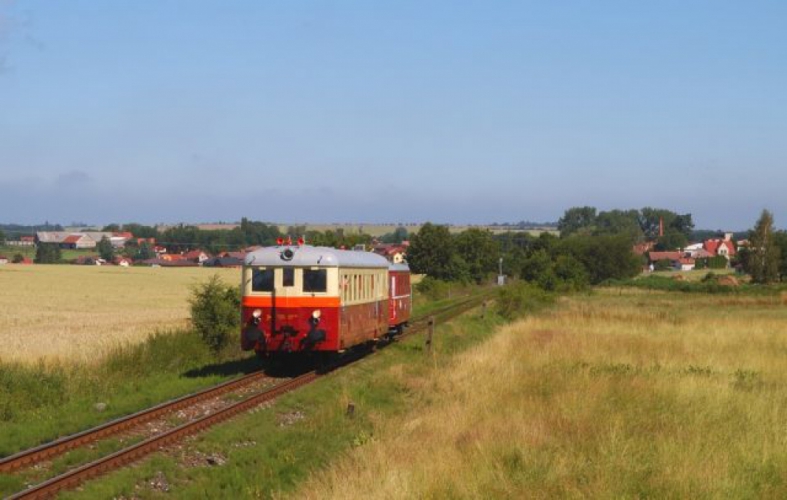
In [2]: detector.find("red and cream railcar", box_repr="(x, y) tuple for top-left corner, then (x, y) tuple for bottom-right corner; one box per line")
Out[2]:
(240, 245), (408, 358)
(388, 262), (411, 331)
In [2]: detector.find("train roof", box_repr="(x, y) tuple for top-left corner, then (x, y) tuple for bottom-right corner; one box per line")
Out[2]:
(244, 245), (391, 269)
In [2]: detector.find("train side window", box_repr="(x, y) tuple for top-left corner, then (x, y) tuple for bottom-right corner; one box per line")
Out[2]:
(283, 268), (295, 287)
(303, 269), (327, 293)
(252, 268), (274, 292)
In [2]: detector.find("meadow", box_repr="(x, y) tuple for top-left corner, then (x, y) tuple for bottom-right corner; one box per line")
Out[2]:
(292, 288), (787, 498)
(0, 264), (239, 363)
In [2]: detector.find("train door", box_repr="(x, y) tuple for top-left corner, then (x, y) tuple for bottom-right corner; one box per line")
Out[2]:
(389, 275), (397, 323)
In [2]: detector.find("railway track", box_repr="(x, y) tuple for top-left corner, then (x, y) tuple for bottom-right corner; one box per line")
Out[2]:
(3, 292), (491, 499)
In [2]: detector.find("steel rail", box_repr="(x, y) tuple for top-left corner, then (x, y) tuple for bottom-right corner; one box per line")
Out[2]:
(7, 373), (317, 500)
(0, 370), (268, 473)
(5, 290), (494, 499)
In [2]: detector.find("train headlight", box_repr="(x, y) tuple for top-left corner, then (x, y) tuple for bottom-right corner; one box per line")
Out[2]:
(311, 309), (321, 324)
(252, 309), (263, 319)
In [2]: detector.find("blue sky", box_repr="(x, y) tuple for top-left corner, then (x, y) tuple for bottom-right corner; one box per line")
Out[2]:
(1, 1), (785, 229)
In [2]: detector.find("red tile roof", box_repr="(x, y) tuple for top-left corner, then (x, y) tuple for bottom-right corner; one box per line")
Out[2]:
(648, 251), (682, 262)
(183, 250), (208, 260)
(63, 235), (83, 244)
(704, 239), (736, 256)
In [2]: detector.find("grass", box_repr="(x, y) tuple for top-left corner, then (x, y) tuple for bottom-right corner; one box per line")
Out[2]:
(13, 285), (787, 497)
(0, 264), (239, 363)
(289, 288), (787, 499)
(0, 245), (110, 261)
(0, 329), (259, 458)
(0, 274), (481, 497)
(53, 300), (506, 499)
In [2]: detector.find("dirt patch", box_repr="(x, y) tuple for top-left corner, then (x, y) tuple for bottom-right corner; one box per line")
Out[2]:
(717, 275), (740, 287)
(181, 450), (228, 468)
(278, 410), (306, 427)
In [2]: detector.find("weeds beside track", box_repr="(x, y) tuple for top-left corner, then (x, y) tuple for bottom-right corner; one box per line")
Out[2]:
(3, 292), (492, 499)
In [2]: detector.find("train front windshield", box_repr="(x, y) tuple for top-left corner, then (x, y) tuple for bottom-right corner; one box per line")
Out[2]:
(246, 267), (329, 295)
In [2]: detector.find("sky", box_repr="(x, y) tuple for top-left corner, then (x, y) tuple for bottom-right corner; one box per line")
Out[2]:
(1, 1), (785, 229)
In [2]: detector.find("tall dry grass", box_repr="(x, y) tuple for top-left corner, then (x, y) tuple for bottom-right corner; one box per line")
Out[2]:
(0, 265), (238, 363)
(294, 289), (787, 498)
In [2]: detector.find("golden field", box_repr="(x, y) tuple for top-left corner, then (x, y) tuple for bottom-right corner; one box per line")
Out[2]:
(296, 288), (787, 499)
(0, 265), (239, 363)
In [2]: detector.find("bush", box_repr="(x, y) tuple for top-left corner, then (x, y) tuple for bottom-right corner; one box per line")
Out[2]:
(189, 275), (241, 353)
(495, 282), (555, 321)
(415, 277), (455, 301)
(653, 259), (673, 272)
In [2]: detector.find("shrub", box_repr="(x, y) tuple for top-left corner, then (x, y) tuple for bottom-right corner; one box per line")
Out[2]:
(653, 259), (672, 272)
(495, 282), (555, 321)
(189, 275), (241, 353)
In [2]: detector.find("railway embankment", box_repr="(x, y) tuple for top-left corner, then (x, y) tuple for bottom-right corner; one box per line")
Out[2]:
(0, 281), (490, 498)
(46, 294), (509, 498)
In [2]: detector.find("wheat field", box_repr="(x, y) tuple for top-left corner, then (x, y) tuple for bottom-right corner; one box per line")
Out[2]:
(295, 288), (787, 499)
(0, 265), (239, 363)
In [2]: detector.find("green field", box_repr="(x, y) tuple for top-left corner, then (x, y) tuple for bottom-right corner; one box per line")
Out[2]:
(27, 285), (787, 499)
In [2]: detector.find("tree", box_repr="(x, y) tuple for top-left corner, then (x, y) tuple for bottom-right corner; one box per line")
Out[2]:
(101, 223), (121, 232)
(97, 236), (114, 261)
(557, 206), (597, 237)
(560, 234), (641, 284)
(380, 226), (409, 244)
(773, 231), (787, 281)
(0, 228), (5, 246)
(35, 243), (61, 264)
(454, 228), (499, 283)
(135, 241), (156, 260)
(654, 228), (688, 251)
(638, 207), (694, 241)
(746, 209), (781, 284)
(594, 209), (643, 242)
(407, 223), (459, 281)
(189, 275), (241, 352)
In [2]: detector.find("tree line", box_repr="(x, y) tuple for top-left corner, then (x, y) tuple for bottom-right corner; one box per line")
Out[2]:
(558, 206), (694, 249)
(407, 223), (642, 290)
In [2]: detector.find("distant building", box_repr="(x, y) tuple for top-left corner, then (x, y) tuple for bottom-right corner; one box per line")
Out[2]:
(703, 238), (736, 259)
(7, 236), (35, 247)
(183, 250), (210, 264)
(371, 244), (408, 264)
(0, 255), (8, 265)
(204, 256), (244, 268)
(36, 231), (133, 249)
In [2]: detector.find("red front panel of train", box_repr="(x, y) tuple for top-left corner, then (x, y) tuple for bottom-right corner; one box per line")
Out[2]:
(242, 297), (389, 353)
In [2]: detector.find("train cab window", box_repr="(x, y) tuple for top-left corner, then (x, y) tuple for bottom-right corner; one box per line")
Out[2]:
(283, 268), (295, 287)
(252, 268), (274, 292)
(303, 269), (327, 293)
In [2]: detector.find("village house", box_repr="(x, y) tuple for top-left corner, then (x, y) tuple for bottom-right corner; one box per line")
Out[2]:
(703, 233), (737, 260)
(6, 236), (35, 247)
(36, 231), (133, 249)
(647, 251), (685, 271)
(0, 255), (8, 265)
(113, 256), (133, 267)
(183, 250), (211, 264)
(371, 243), (408, 264)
